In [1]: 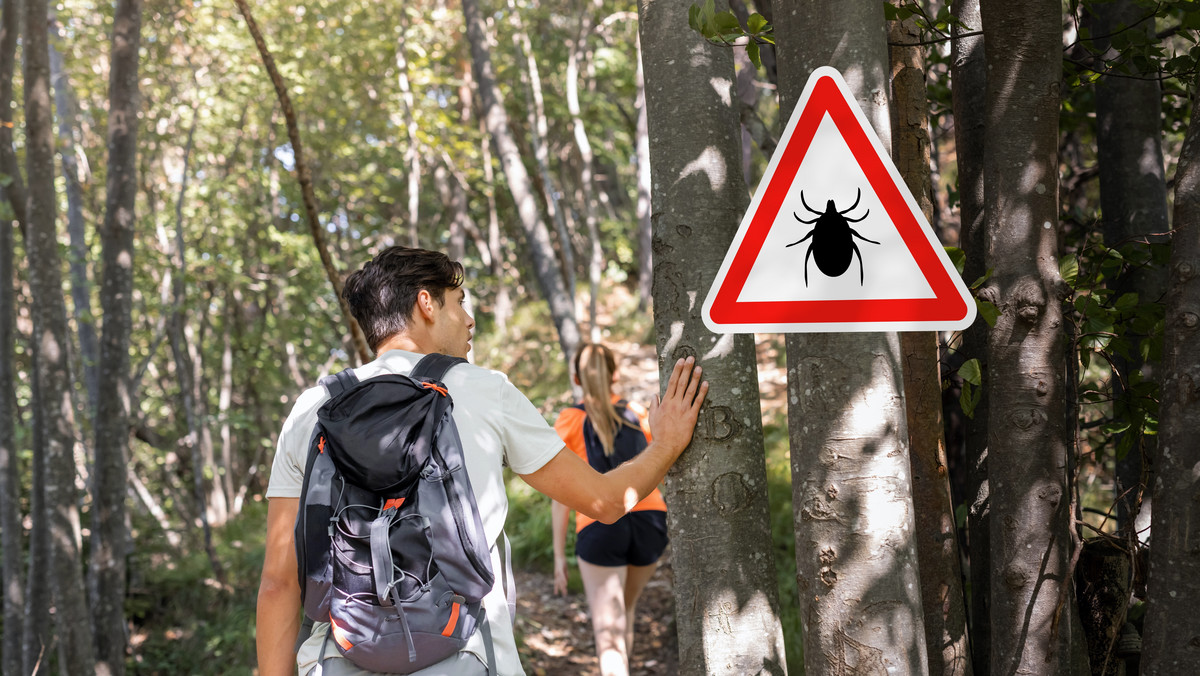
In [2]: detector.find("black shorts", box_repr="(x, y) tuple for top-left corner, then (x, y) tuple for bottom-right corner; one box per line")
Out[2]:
(575, 510), (668, 567)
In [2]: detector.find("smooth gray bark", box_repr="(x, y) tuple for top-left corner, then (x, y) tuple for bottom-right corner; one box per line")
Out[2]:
(567, 6), (603, 342)
(638, 0), (787, 673)
(949, 2), (990, 672)
(634, 34), (652, 310)
(978, 1), (1087, 673)
(24, 0), (96, 669)
(1141, 73), (1200, 676)
(90, 0), (142, 672)
(395, 22), (421, 248)
(507, 0), (576, 299)
(775, 1), (929, 673)
(1088, 0), (1168, 533)
(0, 0), (25, 672)
(49, 16), (99, 425)
(462, 0), (581, 364)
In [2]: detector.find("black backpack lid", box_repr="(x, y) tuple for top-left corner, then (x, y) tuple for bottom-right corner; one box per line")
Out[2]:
(317, 375), (446, 495)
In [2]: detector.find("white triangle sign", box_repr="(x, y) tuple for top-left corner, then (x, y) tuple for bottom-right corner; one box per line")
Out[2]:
(702, 67), (976, 333)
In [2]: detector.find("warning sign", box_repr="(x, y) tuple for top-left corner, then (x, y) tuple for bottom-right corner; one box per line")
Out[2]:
(702, 67), (976, 333)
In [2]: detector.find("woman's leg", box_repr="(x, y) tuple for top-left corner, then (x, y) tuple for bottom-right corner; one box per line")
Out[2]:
(579, 559), (630, 676)
(622, 562), (658, 659)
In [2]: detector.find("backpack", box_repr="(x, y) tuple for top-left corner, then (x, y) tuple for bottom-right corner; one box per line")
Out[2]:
(295, 353), (497, 674)
(572, 400), (648, 472)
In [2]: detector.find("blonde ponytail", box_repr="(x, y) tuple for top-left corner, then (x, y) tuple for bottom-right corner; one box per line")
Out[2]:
(574, 344), (638, 456)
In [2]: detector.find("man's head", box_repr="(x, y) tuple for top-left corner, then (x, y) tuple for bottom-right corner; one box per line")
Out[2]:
(342, 246), (468, 354)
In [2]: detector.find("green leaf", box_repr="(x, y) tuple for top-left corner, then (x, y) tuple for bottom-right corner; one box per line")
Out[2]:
(954, 503), (968, 529)
(958, 358), (982, 386)
(688, 4), (701, 32)
(747, 41), (761, 69)
(0, 172), (12, 188)
(1059, 254), (1079, 286)
(945, 246), (966, 275)
(977, 299), (1000, 327)
(960, 381), (982, 418)
(1114, 292), (1139, 314)
(713, 10), (742, 36)
(747, 12), (768, 34)
(0, 200), (11, 222)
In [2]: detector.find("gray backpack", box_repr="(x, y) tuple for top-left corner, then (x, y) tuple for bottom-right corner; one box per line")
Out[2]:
(295, 353), (497, 674)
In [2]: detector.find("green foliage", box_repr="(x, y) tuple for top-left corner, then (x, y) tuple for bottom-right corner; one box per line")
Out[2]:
(126, 502), (267, 674)
(762, 416), (805, 674)
(1064, 234), (1169, 466)
(687, 0), (774, 69)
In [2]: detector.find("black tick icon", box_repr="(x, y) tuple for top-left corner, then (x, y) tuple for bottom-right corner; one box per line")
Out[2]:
(786, 188), (880, 286)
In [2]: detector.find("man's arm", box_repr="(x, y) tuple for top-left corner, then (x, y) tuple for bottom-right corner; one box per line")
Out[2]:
(521, 356), (707, 524)
(257, 497), (302, 676)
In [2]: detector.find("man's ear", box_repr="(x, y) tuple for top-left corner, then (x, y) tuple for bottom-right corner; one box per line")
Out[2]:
(415, 289), (436, 321)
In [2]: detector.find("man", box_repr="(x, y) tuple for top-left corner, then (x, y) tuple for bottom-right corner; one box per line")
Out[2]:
(257, 246), (708, 676)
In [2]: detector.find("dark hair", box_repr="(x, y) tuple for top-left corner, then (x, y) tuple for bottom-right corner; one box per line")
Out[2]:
(342, 246), (465, 351)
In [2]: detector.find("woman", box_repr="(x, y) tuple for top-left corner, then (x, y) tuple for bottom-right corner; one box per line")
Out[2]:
(552, 343), (669, 676)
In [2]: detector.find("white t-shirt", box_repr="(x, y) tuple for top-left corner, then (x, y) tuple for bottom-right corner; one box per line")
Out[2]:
(266, 349), (566, 675)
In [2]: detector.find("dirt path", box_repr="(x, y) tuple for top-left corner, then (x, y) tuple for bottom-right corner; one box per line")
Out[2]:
(514, 327), (788, 675)
(515, 559), (679, 676)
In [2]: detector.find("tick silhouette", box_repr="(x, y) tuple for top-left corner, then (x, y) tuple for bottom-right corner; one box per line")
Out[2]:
(786, 189), (880, 286)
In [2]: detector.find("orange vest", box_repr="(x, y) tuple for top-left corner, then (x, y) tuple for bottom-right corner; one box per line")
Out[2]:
(553, 397), (667, 532)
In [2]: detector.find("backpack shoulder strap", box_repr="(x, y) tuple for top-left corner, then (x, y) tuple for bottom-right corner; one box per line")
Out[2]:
(318, 368), (360, 399)
(411, 353), (467, 383)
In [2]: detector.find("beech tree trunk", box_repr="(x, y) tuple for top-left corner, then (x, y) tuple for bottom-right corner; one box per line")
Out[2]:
(978, 1), (1087, 672)
(634, 33), (652, 310)
(1088, 0), (1169, 534)
(395, 23), (421, 248)
(949, 2), (991, 672)
(1141, 72), (1200, 676)
(638, 0), (788, 673)
(0, 0), (25, 672)
(507, 0), (576, 298)
(49, 19), (100, 427)
(775, 2), (929, 673)
(0, 0), (25, 233)
(89, 0), (142, 672)
(462, 0), (582, 364)
(567, 3), (603, 341)
(890, 8), (972, 675)
(24, 0), (96, 669)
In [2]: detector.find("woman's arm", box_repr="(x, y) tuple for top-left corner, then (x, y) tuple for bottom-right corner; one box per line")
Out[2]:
(552, 499), (571, 595)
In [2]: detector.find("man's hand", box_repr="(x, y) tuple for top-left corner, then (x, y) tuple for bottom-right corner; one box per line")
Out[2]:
(647, 356), (709, 458)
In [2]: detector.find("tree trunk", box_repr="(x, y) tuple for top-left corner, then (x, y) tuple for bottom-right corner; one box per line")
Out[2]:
(949, 1), (991, 673)
(0, 0), (26, 234)
(0, 0), (26, 672)
(775, 2), (929, 673)
(395, 22), (421, 248)
(49, 17), (100, 426)
(1141, 72), (1200, 676)
(1087, 0), (1168, 535)
(462, 0), (581, 364)
(24, 0), (96, 669)
(634, 33), (653, 310)
(231, 0), (371, 363)
(638, 0), (788, 672)
(567, 3), (603, 342)
(218, 291), (235, 514)
(167, 114), (225, 583)
(978, 0), (1087, 672)
(507, 0), (576, 299)
(890, 7), (972, 674)
(0, 166), (21, 676)
(89, 0), (141, 672)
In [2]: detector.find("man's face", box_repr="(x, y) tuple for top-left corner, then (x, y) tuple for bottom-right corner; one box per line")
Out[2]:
(430, 287), (475, 358)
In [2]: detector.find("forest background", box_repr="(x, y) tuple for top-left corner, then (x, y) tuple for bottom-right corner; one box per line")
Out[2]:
(2, 0), (1200, 674)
